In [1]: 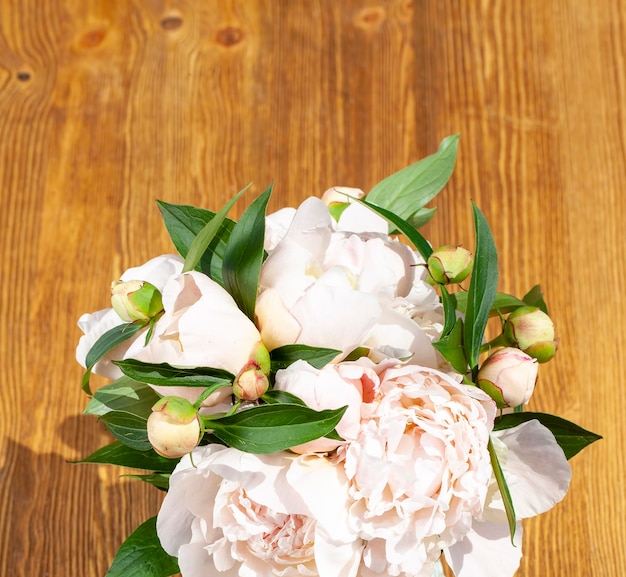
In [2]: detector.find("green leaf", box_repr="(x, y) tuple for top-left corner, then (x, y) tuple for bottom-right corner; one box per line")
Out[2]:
(522, 284), (548, 314)
(73, 441), (177, 472)
(105, 517), (179, 577)
(84, 376), (161, 417)
(270, 344), (341, 372)
(82, 322), (147, 395)
(123, 473), (170, 491)
(439, 286), (458, 335)
(455, 291), (524, 317)
(433, 319), (468, 375)
(463, 204), (498, 372)
(114, 359), (234, 388)
(182, 182), (252, 273)
(207, 404), (347, 454)
(99, 411), (151, 451)
(222, 184), (272, 320)
(494, 412), (602, 459)
(261, 389), (308, 405)
(407, 206), (437, 229)
(157, 201), (235, 284)
(488, 437), (517, 543)
(366, 135), (459, 222)
(353, 198), (433, 260)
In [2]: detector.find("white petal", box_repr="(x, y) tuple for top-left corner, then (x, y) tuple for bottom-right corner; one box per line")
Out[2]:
(492, 420), (572, 519)
(120, 254), (183, 289)
(445, 520), (523, 577)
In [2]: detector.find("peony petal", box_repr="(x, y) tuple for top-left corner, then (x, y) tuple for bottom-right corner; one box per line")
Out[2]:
(119, 254), (184, 289)
(489, 420), (572, 519)
(291, 282), (381, 356)
(314, 535), (363, 577)
(364, 307), (438, 368)
(444, 520), (523, 577)
(126, 272), (261, 375)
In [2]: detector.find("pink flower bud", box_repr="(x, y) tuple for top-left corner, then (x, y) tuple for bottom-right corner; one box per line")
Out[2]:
(233, 364), (270, 401)
(477, 347), (538, 408)
(426, 246), (473, 285)
(111, 279), (163, 322)
(147, 396), (201, 458)
(504, 306), (558, 363)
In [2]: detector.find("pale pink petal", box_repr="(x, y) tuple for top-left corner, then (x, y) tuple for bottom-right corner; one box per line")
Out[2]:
(364, 307), (438, 368)
(491, 419), (572, 519)
(444, 520), (523, 577)
(120, 254), (183, 289)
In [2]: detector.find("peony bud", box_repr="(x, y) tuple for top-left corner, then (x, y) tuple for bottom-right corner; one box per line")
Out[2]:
(426, 246), (473, 285)
(111, 280), (164, 323)
(233, 364), (270, 401)
(477, 347), (539, 408)
(147, 396), (201, 458)
(503, 306), (558, 363)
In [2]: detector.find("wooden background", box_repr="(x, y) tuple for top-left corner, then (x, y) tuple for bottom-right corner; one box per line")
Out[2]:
(0, 1), (622, 575)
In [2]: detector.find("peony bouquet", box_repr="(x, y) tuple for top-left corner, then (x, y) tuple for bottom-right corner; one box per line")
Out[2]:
(75, 136), (600, 577)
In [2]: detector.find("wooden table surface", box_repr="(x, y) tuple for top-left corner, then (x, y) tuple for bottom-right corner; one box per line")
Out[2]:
(1, 1), (623, 575)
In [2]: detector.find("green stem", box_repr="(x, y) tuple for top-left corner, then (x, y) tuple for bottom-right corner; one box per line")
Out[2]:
(193, 382), (231, 409)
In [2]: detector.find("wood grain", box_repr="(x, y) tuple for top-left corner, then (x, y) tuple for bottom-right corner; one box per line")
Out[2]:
(0, 1), (622, 575)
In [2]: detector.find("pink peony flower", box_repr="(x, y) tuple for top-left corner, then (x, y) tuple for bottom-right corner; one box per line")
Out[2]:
(343, 365), (496, 577)
(157, 445), (363, 577)
(273, 359), (385, 454)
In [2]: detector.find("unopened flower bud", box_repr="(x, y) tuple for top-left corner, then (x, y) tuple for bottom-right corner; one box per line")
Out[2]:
(111, 280), (164, 323)
(147, 396), (201, 458)
(477, 347), (538, 408)
(426, 246), (473, 285)
(503, 306), (557, 363)
(233, 364), (270, 401)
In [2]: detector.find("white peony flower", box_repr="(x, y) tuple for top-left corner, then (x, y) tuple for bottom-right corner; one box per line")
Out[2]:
(125, 271), (263, 405)
(76, 254), (184, 379)
(256, 197), (442, 366)
(157, 445), (363, 577)
(342, 365), (496, 577)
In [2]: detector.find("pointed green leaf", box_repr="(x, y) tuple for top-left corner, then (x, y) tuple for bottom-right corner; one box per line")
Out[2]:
(407, 206), (437, 229)
(222, 184), (272, 320)
(463, 204), (498, 372)
(433, 319), (467, 375)
(105, 517), (179, 577)
(85, 377), (161, 417)
(366, 135), (459, 222)
(123, 473), (170, 491)
(99, 411), (151, 451)
(494, 412), (602, 459)
(182, 183), (252, 273)
(353, 198), (433, 260)
(522, 285), (548, 314)
(114, 359), (234, 388)
(82, 322), (146, 395)
(455, 291), (524, 317)
(157, 201), (235, 284)
(207, 404), (347, 454)
(489, 437), (517, 543)
(270, 344), (341, 372)
(73, 441), (177, 472)
(261, 389), (307, 405)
